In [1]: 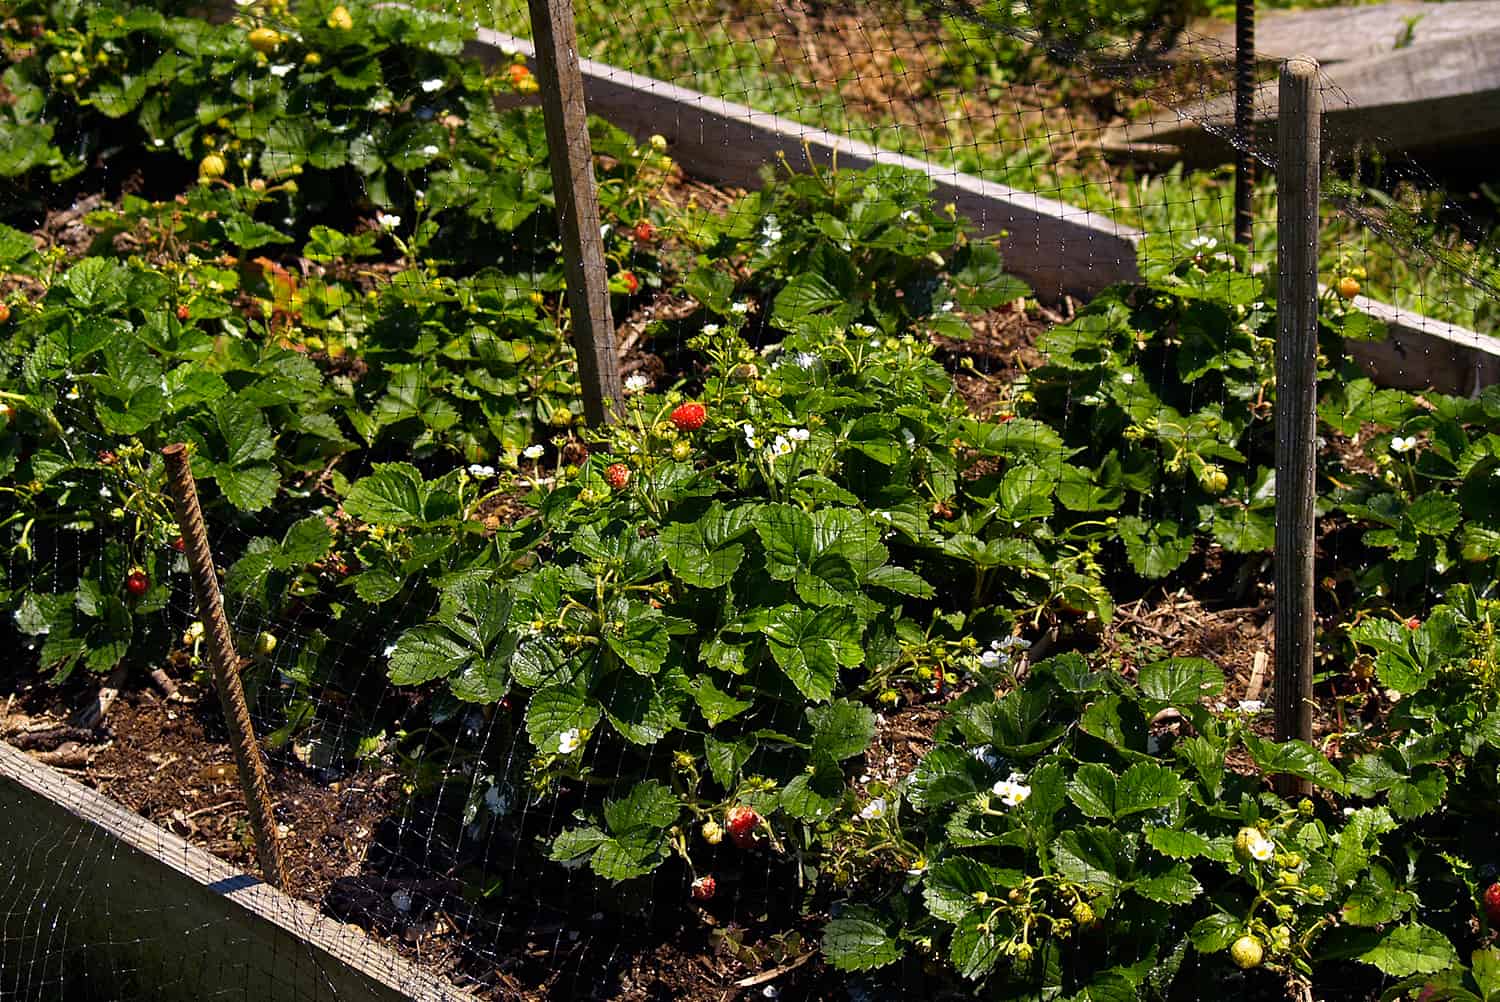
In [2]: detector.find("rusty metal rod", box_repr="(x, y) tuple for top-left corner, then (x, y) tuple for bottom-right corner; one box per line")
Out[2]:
(1233, 0), (1256, 247)
(161, 442), (288, 889)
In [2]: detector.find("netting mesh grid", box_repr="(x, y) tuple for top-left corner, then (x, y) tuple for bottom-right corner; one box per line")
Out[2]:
(2, 0), (1499, 998)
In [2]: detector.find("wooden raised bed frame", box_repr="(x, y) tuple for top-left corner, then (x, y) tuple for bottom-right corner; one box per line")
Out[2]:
(0, 741), (475, 1001)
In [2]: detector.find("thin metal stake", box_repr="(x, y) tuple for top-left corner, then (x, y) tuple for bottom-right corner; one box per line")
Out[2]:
(161, 442), (289, 889)
(1273, 56), (1321, 798)
(1233, 0), (1257, 247)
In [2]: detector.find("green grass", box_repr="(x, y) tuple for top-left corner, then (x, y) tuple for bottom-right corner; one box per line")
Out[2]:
(456, 0), (1497, 332)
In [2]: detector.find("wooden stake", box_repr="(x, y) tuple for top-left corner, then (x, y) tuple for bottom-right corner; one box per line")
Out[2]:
(1273, 56), (1321, 797)
(161, 443), (289, 889)
(525, 0), (624, 426)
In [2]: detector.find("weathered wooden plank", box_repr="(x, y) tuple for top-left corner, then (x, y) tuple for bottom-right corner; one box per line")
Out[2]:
(0, 740), (475, 1002)
(1108, 26), (1500, 159)
(461, 27), (1143, 300)
(1344, 295), (1500, 394)
(1181, 0), (1500, 66)
(1274, 56), (1321, 798)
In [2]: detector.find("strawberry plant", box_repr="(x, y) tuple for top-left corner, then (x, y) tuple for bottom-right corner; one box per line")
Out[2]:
(4, 0), (1500, 995)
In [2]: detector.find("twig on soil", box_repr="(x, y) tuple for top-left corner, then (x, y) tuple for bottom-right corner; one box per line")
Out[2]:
(73, 664), (128, 729)
(149, 666), (180, 700)
(731, 950), (814, 989)
(9, 725), (99, 752)
(185, 799), (242, 821)
(31, 742), (91, 769)
(1245, 650), (1269, 701)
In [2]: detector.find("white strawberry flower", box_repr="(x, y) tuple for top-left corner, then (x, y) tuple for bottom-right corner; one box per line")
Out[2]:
(991, 773), (1031, 807)
(421, 78), (444, 93)
(859, 797), (886, 821)
(1390, 435), (1417, 454)
(557, 729), (581, 754)
(522, 444), (544, 460)
(730, 301), (750, 315)
(269, 63), (294, 77)
(624, 373), (650, 392)
(467, 463), (496, 477)
(1246, 831), (1275, 861)
(787, 427), (810, 442)
(421, 144), (440, 156)
(377, 212), (401, 230)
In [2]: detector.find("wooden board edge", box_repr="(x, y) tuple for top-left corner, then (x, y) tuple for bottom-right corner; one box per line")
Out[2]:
(0, 739), (477, 1002)
(463, 22), (1144, 299)
(405, 2), (1500, 396)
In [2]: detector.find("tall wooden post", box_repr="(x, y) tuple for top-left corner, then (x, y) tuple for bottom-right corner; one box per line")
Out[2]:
(1233, 0), (1256, 247)
(162, 443), (289, 889)
(526, 0), (624, 426)
(1273, 56), (1321, 797)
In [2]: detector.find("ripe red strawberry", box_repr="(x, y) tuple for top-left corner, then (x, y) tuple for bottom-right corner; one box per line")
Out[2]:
(97, 449), (117, 465)
(620, 271), (639, 295)
(0, 303), (11, 324)
(690, 875), (716, 901)
(171, 536), (186, 552)
(725, 805), (758, 847)
(1483, 882), (1500, 926)
(125, 569), (150, 597)
(604, 463), (630, 490)
(633, 220), (655, 243)
(670, 402), (706, 432)
(176, 305), (191, 322)
(1406, 617), (1421, 630)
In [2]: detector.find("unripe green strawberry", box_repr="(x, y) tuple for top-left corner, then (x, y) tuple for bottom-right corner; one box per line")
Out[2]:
(700, 820), (724, 845)
(255, 631), (278, 656)
(1233, 826), (1270, 863)
(247, 27), (280, 53)
(199, 152), (227, 181)
(1198, 463), (1228, 495)
(1230, 935), (1263, 969)
(1071, 901), (1094, 926)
